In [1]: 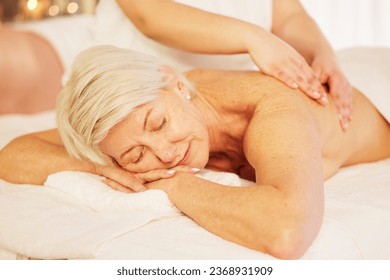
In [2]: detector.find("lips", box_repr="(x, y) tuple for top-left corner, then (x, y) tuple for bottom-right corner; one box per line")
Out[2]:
(178, 142), (191, 165)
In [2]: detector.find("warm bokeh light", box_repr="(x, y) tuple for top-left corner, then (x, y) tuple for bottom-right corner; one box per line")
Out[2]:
(67, 2), (79, 14)
(48, 5), (60, 16)
(26, 0), (38, 11)
(0, 1), (97, 22)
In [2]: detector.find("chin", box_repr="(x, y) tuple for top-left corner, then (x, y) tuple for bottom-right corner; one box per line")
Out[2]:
(191, 153), (209, 169)
(187, 139), (209, 169)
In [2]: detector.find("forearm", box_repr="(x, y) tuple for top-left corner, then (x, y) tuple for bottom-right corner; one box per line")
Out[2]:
(116, 0), (265, 54)
(0, 133), (94, 185)
(154, 172), (318, 259)
(273, 12), (335, 63)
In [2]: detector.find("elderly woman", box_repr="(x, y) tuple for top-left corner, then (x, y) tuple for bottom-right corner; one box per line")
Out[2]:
(0, 46), (389, 259)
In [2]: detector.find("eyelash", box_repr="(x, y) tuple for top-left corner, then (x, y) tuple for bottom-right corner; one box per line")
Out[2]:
(134, 147), (145, 164)
(134, 118), (167, 165)
(154, 117), (167, 132)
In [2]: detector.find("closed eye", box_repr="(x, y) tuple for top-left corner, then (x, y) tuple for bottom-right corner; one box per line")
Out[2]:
(153, 117), (167, 132)
(133, 146), (146, 164)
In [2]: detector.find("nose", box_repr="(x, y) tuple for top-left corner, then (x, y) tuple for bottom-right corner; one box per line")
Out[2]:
(153, 140), (178, 163)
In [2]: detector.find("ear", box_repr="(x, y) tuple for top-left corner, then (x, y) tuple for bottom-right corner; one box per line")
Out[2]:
(161, 66), (191, 100)
(161, 65), (177, 82)
(174, 79), (192, 100)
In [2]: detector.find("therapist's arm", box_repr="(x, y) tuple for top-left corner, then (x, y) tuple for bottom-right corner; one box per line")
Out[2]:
(116, 0), (325, 102)
(272, 0), (352, 129)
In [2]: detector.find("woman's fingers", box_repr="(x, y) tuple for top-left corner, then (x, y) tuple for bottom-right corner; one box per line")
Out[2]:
(96, 165), (146, 192)
(96, 164), (201, 193)
(136, 165), (200, 183)
(136, 169), (177, 183)
(173, 165), (201, 173)
(102, 177), (134, 193)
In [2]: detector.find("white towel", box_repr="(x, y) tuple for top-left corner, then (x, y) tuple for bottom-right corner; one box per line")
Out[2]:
(0, 170), (243, 259)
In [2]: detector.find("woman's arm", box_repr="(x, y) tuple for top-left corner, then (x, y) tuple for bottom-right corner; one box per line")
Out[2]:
(0, 129), (94, 185)
(0, 129), (186, 191)
(147, 92), (324, 259)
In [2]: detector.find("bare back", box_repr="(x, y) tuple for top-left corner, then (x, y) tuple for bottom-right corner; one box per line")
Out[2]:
(186, 69), (390, 179)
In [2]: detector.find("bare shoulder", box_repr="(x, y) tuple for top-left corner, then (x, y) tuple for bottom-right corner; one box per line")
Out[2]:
(32, 129), (62, 143)
(19, 129), (63, 146)
(185, 69), (299, 110)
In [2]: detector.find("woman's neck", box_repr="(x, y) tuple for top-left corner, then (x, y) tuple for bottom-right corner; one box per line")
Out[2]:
(191, 89), (243, 155)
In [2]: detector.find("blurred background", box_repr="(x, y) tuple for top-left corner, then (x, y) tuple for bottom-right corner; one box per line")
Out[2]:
(0, 0), (97, 21)
(301, 0), (390, 49)
(0, 0), (389, 50)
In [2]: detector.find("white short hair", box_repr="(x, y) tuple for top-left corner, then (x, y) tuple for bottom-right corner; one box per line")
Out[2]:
(56, 45), (170, 165)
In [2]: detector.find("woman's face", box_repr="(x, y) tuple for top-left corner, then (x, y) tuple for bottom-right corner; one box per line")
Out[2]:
(99, 88), (210, 173)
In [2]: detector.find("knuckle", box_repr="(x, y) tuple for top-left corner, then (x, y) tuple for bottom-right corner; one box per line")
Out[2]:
(296, 75), (304, 83)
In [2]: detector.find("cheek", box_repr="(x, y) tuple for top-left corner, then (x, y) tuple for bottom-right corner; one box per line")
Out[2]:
(171, 110), (205, 137)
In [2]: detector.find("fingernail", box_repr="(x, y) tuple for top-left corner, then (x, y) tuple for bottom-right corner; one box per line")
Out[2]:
(313, 91), (321, 99)
(291, 82), (298, 89)
(320, 96), (328, 105)
(191, 167), (201, 172)
(343, 120), (349, 130)
(342, 122), (348, 132)
(166, 169), (176, 175)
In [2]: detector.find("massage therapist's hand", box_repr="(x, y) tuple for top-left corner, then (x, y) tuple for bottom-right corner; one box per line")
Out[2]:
(311, 54), (352, 131)
(95, 164), (199, 193)
(246, 31), (326, 102)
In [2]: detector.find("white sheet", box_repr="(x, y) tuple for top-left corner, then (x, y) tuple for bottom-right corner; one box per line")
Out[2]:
(1, 152), (389, 260)
(0, 48), (390, 259)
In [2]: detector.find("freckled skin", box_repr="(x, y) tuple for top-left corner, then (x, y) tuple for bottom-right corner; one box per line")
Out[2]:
(1, 68), (389, 259)
(100, 69), (390, 180)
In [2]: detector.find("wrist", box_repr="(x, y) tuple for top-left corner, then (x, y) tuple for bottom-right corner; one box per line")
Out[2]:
(312, 45), (336, 62)
(243, 25), (269, 54)
(163, 171), (195, 200)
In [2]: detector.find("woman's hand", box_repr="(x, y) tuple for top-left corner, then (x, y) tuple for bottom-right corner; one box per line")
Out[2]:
(95, 164), (199, 193)
(311, 54), (353, 130)
(246, 31), (327, 104)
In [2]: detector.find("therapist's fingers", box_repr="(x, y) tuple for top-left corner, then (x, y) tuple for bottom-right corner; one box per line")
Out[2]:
(295, 62), (325, 101)
(271, 62), (324, 101)
(328, 73), (353, 131)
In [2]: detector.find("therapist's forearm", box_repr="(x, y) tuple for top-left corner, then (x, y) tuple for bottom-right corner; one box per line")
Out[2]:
(116, 0), (266, 54)
(273, 12), (335, 63)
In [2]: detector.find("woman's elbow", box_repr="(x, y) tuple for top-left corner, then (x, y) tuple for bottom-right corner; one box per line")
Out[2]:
(266, 228), (313, 259)
(260, 208), (323, 259)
